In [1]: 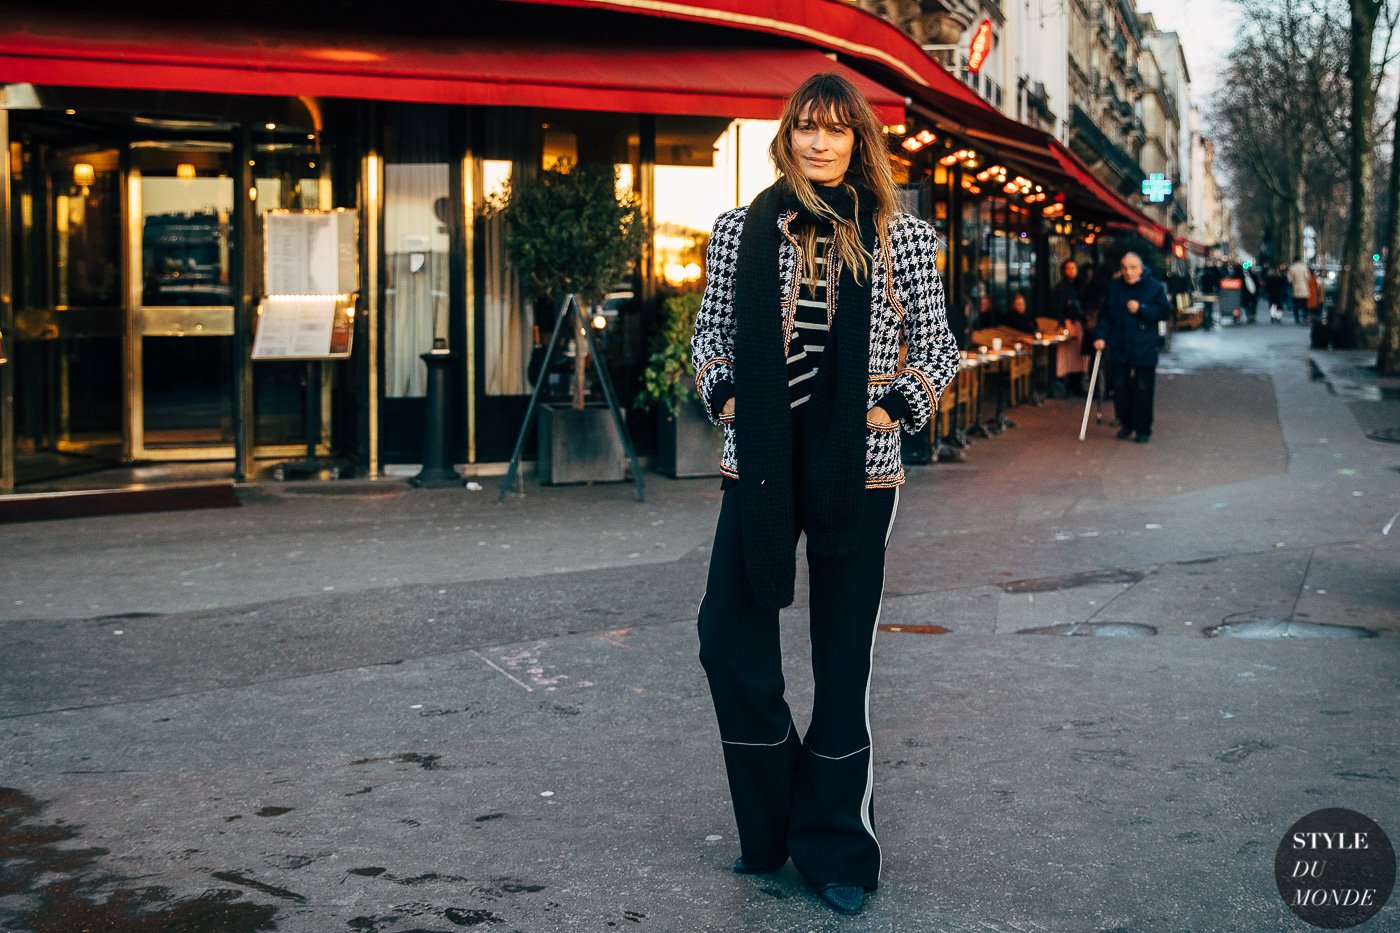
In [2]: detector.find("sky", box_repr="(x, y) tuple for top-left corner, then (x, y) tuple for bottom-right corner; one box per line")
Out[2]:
(1138, 0), (1244, 106)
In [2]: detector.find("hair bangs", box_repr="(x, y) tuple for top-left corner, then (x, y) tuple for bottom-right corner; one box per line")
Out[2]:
(795, 89), (856, 130)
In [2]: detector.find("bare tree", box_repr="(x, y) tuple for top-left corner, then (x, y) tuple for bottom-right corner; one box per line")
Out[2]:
(1378, 87), (1400, 372)
(1334, 0), (1394, 346)
(1213, 0), (1339, 264)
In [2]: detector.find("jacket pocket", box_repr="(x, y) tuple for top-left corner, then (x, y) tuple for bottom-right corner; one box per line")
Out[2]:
(865, 415), (900, 431)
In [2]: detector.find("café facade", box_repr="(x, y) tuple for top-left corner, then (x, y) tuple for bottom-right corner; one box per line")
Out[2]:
(0, 0), (1180, 495)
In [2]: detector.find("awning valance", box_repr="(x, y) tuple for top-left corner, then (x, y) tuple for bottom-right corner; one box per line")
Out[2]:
(0, 16), (905, 121)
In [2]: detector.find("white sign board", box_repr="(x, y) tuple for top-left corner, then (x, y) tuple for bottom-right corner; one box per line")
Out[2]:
(252, 296), (353, 360)
(264, 210), (358, 296)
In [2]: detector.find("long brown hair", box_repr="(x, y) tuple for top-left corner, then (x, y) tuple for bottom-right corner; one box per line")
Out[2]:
(769, 73), (899, 286)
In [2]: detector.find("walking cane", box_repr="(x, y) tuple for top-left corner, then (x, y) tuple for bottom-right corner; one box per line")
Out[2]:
(1079, 349), (1103, 441)
(1095, 352), (1105, 424)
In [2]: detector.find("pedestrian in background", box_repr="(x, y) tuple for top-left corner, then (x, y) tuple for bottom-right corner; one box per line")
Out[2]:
(1240, 263), (1259, 323)
(690, 72), (959, 918)
(1287, 256), (1310, 324)
(1053, 259), (1088, 394)
(999, 291), (1039, 334)
(1306, 264), (1321, 321)
(1094, 252), (1171, 443)
(1265, 264), (1288, 322)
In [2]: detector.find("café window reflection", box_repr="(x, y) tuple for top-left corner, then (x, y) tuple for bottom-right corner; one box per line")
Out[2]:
(481, 109), (640, 396)
(653, 117), (777, 291)
(53, 150), (121, 308)
(482, 155), (526, 396)
(135, 143), (234, 307)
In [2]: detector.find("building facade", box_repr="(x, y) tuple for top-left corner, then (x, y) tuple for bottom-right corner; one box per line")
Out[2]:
(3, 0), (1199, 495)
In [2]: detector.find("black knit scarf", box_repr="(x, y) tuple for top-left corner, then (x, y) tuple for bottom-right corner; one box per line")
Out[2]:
(733, 178), (877, 609)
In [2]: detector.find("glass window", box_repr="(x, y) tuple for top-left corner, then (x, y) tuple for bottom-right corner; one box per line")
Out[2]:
(989, 197), (1010, 313)
(654, 116), (777, 293)
(253, 138), (329, 445)
(481, 109), (642, 397)
(135, 143), (234, 307)
(958, 192), (985, 330)
(53, 150), (121, 308)
(383, 104), (451, 398)
(481, 152), (526, 396)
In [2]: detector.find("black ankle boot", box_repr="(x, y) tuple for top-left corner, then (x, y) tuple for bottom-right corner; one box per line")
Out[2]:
(819, 884), (866, 915)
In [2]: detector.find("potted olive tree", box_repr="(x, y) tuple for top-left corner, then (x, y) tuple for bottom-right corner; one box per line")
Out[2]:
(491, 160), (647, 484)
(634, 292), (724, 478)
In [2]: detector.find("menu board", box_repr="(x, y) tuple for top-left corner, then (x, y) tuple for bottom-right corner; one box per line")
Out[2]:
(252, 297), (355, 360)
(264, 210), (359, 296)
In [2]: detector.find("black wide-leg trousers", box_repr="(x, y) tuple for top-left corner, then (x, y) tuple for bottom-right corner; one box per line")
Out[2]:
(1112, 360), (1156, 436)
(697, 482), (898, 891)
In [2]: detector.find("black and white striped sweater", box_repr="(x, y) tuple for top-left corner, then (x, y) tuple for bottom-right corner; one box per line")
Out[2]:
(787, 224), (831, 410)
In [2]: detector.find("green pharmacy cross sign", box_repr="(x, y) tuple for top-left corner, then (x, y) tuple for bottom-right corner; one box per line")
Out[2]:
(1142, 173), (1173, 203)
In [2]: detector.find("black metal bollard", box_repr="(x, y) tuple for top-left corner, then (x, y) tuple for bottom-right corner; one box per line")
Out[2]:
(410, 348), (459, 488)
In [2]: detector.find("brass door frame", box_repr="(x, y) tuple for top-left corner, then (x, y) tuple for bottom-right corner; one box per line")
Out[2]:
(125, 143), (332, 464)
(364, 148), (382, 477)
(123, 161), (238, 460)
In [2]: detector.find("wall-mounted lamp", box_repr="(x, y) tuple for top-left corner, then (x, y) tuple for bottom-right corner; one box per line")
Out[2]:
(72, 162), (95, 188)
(176, 163), (197, 180)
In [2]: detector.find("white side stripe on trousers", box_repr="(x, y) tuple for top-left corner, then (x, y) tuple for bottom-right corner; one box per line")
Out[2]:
(861, 486), (898, 881)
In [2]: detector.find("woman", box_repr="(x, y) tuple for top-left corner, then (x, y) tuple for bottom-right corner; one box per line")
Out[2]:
(999, 291), (1039, 334)
(690, 73), (959, 917)
(1052, 260), (1089, 393)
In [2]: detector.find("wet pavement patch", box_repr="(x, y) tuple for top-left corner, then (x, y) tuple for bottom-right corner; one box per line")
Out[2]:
(209, 870), (306, 903)
(0, 787), (279, 931)
(1018, 622), (1158, 636)
(1203, 617), (1377, 639)
(1003, 569), (1146, 593)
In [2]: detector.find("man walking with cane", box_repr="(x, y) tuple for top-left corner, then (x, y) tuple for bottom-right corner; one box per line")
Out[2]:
(1093, 252), (1170, 443)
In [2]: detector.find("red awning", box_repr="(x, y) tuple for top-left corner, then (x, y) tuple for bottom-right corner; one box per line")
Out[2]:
(521, 1), (1177, 239)
(0, 15), (904, 121)
(514, 0), (990, 115)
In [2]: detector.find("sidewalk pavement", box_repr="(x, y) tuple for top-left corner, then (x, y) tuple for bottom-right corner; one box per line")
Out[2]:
(1, 321), (1397, 932)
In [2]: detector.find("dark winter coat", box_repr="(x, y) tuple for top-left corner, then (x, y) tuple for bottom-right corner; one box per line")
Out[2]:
(1052, 277), (1083, 324)
(1095, 271), (1171, 366)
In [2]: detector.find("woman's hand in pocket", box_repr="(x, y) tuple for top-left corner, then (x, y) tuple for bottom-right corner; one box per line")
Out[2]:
(866, 404), (896, 427)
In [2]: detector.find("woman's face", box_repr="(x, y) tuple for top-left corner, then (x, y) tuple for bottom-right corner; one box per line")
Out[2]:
(790, 102), (855, 187)
(1012, 295), (1027, 313)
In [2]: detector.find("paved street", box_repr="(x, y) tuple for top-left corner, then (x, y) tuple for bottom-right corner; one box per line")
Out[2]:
(2, 321), (1398, 932)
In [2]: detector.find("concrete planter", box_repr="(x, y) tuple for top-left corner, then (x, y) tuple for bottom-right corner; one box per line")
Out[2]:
(657, 396), (723, 478)
(537, 403), (628, 485)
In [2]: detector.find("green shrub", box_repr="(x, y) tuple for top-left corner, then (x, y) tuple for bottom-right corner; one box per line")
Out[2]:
(635, 292), (703, 416)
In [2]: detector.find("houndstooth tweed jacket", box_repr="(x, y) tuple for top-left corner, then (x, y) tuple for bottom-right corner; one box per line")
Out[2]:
(692, 205), (960, 488)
